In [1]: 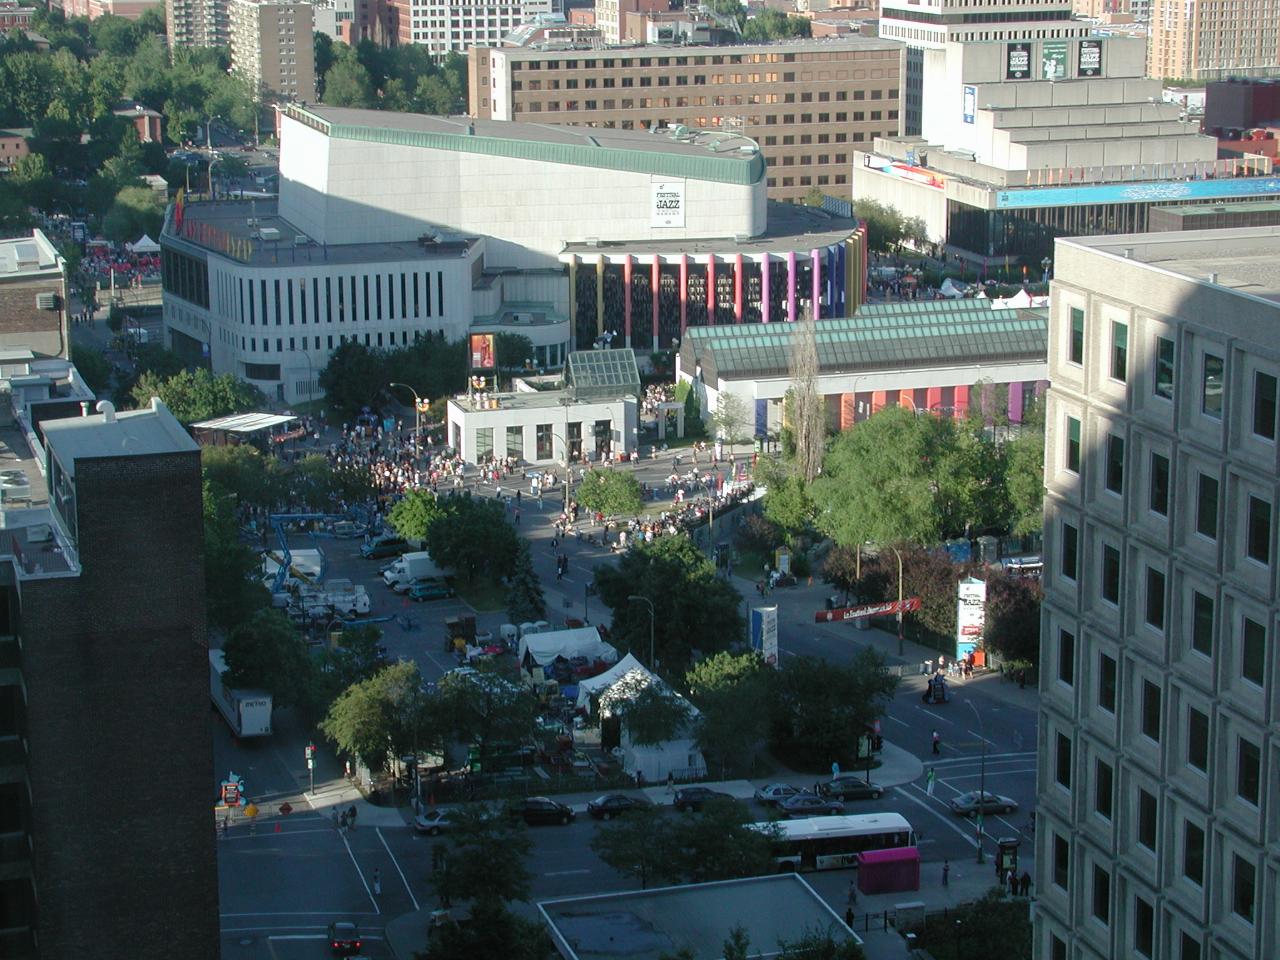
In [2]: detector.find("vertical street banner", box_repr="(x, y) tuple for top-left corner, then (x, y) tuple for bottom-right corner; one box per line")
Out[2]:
(1006, 42), (1032, 80)
(469, 332), (495, 370)
(1078, 39), (1104, 77)
(751, 605), (779, 667)
(955, 577), (987, 660)
(1042, 40), (1068, 80)
(651, 179), (686, 228)
(963, 85), (977, 124)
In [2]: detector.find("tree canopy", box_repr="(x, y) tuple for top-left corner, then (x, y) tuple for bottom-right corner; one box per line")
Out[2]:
(576, 468), (644, 517)
(222, 609), (315, 709)
(684, 651), (771, 776)
(505, 540), (547, 625)
(386, 488), (443, 542)
(319, 336), (466, 419)
(320, 659), (429, 770)
(425, 496), (519, 583)
(132, 367), (264, 425)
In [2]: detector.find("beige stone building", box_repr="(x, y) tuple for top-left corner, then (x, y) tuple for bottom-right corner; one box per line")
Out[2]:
(165, 0), (227, 48)
(468, 37), (904, 203)
(1147, 0), (1280, 80)
(229, 0), (316, 102)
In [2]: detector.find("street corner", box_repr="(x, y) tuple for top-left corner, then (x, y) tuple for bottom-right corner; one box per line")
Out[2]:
(875, 741), (926, 788)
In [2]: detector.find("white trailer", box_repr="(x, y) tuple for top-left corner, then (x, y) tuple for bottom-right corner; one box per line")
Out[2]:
(382, 551), (450, 587)
(298, 579), (371, 616)
(210, 649), (273, 737)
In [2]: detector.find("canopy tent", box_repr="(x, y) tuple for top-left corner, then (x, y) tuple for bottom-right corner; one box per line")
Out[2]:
(575, 653), (649, 712)
(939, 277), (968, 299)
(128, 234), (160, 254)
(518, 626), (616, 668)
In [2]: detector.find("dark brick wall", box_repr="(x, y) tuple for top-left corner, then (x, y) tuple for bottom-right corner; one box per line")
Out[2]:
(0, 278), (67, 359)
(20, 448), (219, 960)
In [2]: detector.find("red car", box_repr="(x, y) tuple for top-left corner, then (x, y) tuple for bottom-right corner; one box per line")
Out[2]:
(328, 921), (362, 956)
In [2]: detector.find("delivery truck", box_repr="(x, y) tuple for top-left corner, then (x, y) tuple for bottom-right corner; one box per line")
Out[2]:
(382, 551), (450, 587)
(210, 649), (273, 737)
(297, 578), (371, 616)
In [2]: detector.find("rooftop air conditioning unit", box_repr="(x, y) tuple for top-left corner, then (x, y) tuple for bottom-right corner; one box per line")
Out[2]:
(584, 237), (601, 247)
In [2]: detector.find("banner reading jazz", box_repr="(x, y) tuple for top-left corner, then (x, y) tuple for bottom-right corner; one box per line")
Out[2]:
(1078, 39), (1104, 77)
(955, 576), (987, 661)
(1006, 42), (1032, 80)
(651, 179), (686, 228)
(751, 605), (779, 667)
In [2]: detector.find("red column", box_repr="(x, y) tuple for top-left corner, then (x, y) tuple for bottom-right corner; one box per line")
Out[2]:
(734, 253), (744, 323)
(651, 255), (660, 347)
(925, 386), (944, 415)
(871, 390), (888, 414)
(840, 393), (856, 430)
(679, 254), (688, 334)
(953, 384), (971, 418)
(623, 254), (632, 347)
(707, 257), (716, 326)
(899, 389), (915, 411)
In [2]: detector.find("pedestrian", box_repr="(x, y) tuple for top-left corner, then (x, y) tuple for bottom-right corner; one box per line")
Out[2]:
(666, 771), (674, 793)
(847, 880), (857, 905)
(1019, 871), (1031, 897)
(844, 907), (854, 928)
(1018, 669), (1026, 690)
(348, 804), (358, 830)
(942, 860), (949, 886)
(1007, 869), (1017, 896)
(932, 729), (941, 755)
(339, 810), (348, 831)
(373, 868), (381, 896)
(926, 767), (937, 797)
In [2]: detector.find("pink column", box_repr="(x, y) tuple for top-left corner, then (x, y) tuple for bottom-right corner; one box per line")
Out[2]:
(679, 254), (688, 335)
(925, 386), (944, 415)
(761, 253), (771, 323)
(871, 391), (888, 414)
(707, 257), (716, 326)
(787, 251), (797, 323)
(651, 255), (660, 347)
(810, 248), (822, 320)
(733, 253), (744, 324)
(622, 254), (632, 347)
(840, 394), (855, 430)
(953, 384), (971, 418)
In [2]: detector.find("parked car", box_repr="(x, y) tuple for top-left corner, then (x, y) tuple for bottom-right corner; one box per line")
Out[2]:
(778, 793), (845, 818)
(327, 921), (362, 956)
(361, 536), (408, 559)
(753, 782), (803, 806)
(413, 810), (453, 835)
(817, 774), (885, 801)
(948, 791), (1018, 817)
(409, 578), (456, 602)
(509, 796), (575, 825)
(672, 786), (734, 812)
(586, 794), (652, 820)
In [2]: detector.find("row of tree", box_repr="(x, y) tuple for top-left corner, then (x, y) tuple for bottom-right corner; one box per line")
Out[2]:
(317, 38), (467, 114)
(386, 489), (520, 585)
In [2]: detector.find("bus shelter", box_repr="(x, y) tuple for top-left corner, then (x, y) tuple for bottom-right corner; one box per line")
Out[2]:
(856, 847), (920, 894)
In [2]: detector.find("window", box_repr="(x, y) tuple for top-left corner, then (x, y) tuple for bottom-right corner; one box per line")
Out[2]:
(1183, 821), (1204, 884)
(1141, 681), (1161, 741)
(1232, 856), (1256, 923)
(1050, 934), (1067, 960)
(1237, 737), (1260, 805)
(1099, 653), (1116, 712)
(1094, 759), (1113, 819)
(1069, 307), (1084, 364)
(1092, 866), (1110, 924)
(1187, 708), (1208, 771)
(1055, 733), (1071, 788)
(1180, 933), (1201, 960)
(1101, 545), (1120, 604)
(1061, 523), (1079, 581)
(1241, 616), (1265, 685)
(1105, 434), (1124, 493)
(1145, 567), (1165, 631)
(1134, 896), (1154, 957)
(1065, 417), (1081, 472)
(1149, 453), (1169, 515)
(506, 425), (523, 459)
(1052, 833), (1069, 889)
(1191, 592), (1214, 657)
(1195, 474), (1218, 539)
(474, 427), (493, 460)
(1202, 353), (1224, 417)
(1253, 371), (1277, 439)
(1137, 789), (1157, 849)
(1246, 496), (1271, 564)
(1058, 629), (1074, 685)
(1111, 322), (1128, 381)
(1154, 336), (1175, 398)
(535, 424), (553, 461)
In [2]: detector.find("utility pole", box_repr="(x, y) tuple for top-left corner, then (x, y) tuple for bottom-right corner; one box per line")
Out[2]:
(966, 701), (987, 864)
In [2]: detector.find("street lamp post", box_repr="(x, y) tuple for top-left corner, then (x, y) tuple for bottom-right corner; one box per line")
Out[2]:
(966, 700), (987, 864)
(628, 594), (656, 668)
(388, 382), (425, 450)
(890, 545), (905, 657)
(1041, 257), (1052, 285)
(207, 155), (220, 200)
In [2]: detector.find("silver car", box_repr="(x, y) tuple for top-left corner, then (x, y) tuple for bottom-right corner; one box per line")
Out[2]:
(753, 782), (803, 806)
(948, 791), (1018, 817)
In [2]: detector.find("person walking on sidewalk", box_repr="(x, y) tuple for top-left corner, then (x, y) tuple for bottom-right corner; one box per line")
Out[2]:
(932, 729), (941, 755)
(372, 868), (381, 897)
(942, 861), (950, 887)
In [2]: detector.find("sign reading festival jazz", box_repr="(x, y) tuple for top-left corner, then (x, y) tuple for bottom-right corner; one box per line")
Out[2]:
(1006, 42), (1031, 80)
(651, 179), (686, 229)
(1078, 39), (1104, 77)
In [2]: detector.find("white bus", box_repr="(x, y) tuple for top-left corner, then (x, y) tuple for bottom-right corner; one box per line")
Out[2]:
(753, 813), (916, 872)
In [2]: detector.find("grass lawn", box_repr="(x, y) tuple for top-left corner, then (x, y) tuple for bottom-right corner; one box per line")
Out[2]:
(454, 575), (508, 613)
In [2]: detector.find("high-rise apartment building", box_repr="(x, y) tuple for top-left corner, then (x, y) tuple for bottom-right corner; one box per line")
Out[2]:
(1036, 227), (1280, 960)
(469, 37), (904, 203)
(389, 0), (554, 56)
(165, 0), (228, 48)
(230, 0), (317, 102)
(1147, 0), (1280, 80)
(879, 0), (1092, 135)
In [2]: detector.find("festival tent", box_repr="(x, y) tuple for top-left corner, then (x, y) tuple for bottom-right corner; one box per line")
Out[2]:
(128, 234), (160, 254)
(518, 626), (617, 668)
(939, 277), (968, 299)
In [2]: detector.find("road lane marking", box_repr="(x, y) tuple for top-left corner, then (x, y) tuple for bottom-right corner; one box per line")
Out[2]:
(885, 715), (909, 727)
(340, 828), (380, 914)
(378, 827), (421, 912)
(893, 784), (980, 848)
(544, 869), (592, 877)
(221, 912), (381, 918)
(926, 751), (1036, 765)
(917, 706), (959, 727)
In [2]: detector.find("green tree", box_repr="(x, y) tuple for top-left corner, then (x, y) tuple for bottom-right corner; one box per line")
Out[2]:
(102, 184), (165, 242)
(576, 468), (644, 517)
(505, 540), (547, 625)
(851, 198), (907, 253)
(433, 804), (534, 906)
(768, 650), (898, 770)
(322, 56), (375, 107)
(685, 651), (770, 776)
(313, 32), (336, 96)
(603, 681), (692, 747)
(202, 479), (271, 631)
(315, 623), (387, 704)
(415, 74), (457, 114)
(709, 391), (751, 447)
(320, 659), (426, 771)
(422, 896), (553, 960)
(595, 536), (745, 669)
(984, 572), (1041, 667)
(201, 443), (280, 508)
(132, 367), (265, 424)
(913, 889), (1030, 960)
(222, 609), (316, 709)
(8, 153), (58, 211)
(426, 496), (519, 583)
(435, 664), (540, 774)
(70, 344), (112, 395)
(493, 332), (534, 371)
(386, 488), (443, 542)
(776, 930), (867, 960)
(1003, 402), (1045, 535)
(589, 804), (675, 888)
(318, 340), (387, 418)
(668, 798), (778, 883)
(742, 7), (811, 40)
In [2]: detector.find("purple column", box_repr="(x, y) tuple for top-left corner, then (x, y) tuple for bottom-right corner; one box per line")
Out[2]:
(787, 251), (797, 323)
(1008, 381), (1025, 424)
(810, 248), (821, 320)
(761, 253), (771, 323)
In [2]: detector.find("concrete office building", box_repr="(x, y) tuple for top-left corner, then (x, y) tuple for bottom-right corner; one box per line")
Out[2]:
(0, 360), (218, 959)
(166, 0), (228, 47)
(0, 231), (69, 360)
(390, 0), (554, 55)
(230, 0), (317, 102)
(1147, 0), (1280, 81)
(1036, 227), (1280, 960)
(468, 36), (904, 203)
(879, 0), (1094, 135)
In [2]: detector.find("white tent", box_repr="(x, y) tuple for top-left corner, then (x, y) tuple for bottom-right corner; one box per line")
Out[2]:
(519, 626), (616, 667)
(128, 234), (160, 254)
(939, 277), (968, 299)
(576, 653), (651, 712)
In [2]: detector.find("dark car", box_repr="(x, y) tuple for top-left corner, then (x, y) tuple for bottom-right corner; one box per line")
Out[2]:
(672, 786), (734, 812)
(817, 774), (885, 801)
(409, 578), (455, 602)
(948, 791), (1018, 817)
(778, 793), (845, 818)
(510, 796), (575, 825)
(586, 794), (652, 820)
(327, 921), (362, 957)
(361, 536), (408, 559)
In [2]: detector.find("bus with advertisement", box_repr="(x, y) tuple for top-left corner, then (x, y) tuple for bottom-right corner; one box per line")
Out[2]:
(752, 812), (916, 872)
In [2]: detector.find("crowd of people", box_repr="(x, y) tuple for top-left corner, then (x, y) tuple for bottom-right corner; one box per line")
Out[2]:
(78, 242), (161, 290)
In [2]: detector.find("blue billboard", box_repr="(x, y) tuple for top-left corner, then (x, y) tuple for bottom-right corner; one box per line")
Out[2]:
(996, 176), (1280, 210)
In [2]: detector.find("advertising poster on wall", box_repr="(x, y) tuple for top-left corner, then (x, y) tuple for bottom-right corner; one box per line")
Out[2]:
(954, 576), (987, 661)
(651, 179), (686, 228)
(1078, 39), (1104, 77)
(1006, 42), (1031, 80)
(469, 333), (495, 370)
(750, 606), (779, 667)
(1042, 40), (1068, 80)
(963, 85), (976, 124)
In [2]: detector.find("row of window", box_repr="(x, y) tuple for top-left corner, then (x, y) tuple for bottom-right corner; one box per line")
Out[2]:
(239, 329), (423, 355)
(229, 271), (447, 327)
(765, 174), (848, 189)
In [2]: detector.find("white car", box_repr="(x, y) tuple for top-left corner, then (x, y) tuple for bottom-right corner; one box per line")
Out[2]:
(753, 782), (803, 806)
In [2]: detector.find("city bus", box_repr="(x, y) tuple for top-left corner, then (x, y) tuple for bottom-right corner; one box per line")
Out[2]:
(752, 813), (916, 872)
